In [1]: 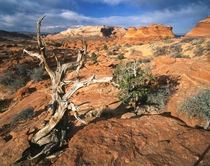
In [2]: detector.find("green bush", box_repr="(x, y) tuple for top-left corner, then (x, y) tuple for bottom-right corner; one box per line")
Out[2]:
(117, 53), (124, 60)
(29, 67), (44, 82)
(178, 89), (210, 129)
(0, 72), (25, 91)
(103, 44), (108, 50)
(113, 61), (155, 106)
(137, 43), (143, 46)
(138, 58), (152, 63)
(180, 37), (197, 43)
(170, 54), (190, 59)
(194, 46), (204, 56)
(170, 44), (182, 54)
(90, 52), (98, 63)
(154, 46), (169, 57)
(15, 63), (28, 75)
(113, 45), (121, 51)
(206, 41), (210, 51)
(124, 43), (131, 47)
(96, 47), (100, 52)
(191, 39), (204, 45)
(107, 51), (112, 55)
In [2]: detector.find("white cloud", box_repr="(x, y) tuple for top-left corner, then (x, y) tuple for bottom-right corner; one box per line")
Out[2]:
(82, 0), (127, 5)
(0, 0), (208, 34)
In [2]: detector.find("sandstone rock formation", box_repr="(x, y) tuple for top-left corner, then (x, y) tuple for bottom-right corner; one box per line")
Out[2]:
(47, 25), (126, 40)
(185, 16), (210, 37)
(124, 24), (175, 40)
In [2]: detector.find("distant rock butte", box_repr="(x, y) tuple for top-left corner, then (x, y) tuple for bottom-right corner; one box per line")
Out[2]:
(124, 24), (175, 39)
(47, 25), (126, 39)
(185, 16), (210, 37)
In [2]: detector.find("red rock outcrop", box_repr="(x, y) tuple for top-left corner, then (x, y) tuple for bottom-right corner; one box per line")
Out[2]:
(185, 16), (210, 37)
(124, 24), (175, 40)
(47, 25), (126, 40)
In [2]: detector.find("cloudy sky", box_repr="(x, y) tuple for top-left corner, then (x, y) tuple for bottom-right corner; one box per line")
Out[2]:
(0, 0), (209, 34)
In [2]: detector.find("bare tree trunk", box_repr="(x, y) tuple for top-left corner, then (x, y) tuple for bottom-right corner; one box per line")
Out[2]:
(23, 16), (112, 159)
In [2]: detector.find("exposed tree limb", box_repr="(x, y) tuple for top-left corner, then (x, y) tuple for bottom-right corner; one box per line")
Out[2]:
(23, 16), (113, 159)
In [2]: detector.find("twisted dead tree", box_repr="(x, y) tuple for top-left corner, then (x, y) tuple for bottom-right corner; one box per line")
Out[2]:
(23, 16), (112, 159)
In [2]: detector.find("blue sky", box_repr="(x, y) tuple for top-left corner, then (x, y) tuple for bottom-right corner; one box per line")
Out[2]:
(0, 0), (209, 34)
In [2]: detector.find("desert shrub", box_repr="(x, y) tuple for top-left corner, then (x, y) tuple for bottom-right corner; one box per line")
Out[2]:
(154, 46), (169, 57)
(147, 84), (174, 108)
(15, 63), (28, 75)
(90, 52), (98, 63)
(129, 49), (142, 56)
(194, 46), (204, 56)
(96, 47), (100, 52)
(178, 89), (210, 129)
(103, 44), (108, 50)
(170, 44), (182, 53)
(113, 61), (155, 106)
(138, 58), (152, 63)
(124, 43), (131, 47)
(29, 67), (44, 82)
(1, 53), (11, 59)
(164, 36), (170, 40)
(12, 107), (34, 122)
(107, 51), (113, 55)
(137, 43), (143, 46)
(6, 51), (14, 56)
(180, 37), (197, 43)
(113, 45), (121, 51)
(170, 54), (190, 59)
(206, 41), (210, 51)
(0, 71), (28, 92)
(117, 53), (124, 60)
(191, 39), (204, 45)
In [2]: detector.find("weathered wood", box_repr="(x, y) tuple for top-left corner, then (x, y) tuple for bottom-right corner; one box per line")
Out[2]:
(23, 16), (113, 159)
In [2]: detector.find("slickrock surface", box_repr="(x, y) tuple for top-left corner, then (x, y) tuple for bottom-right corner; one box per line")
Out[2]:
(185, 16), (210, 37)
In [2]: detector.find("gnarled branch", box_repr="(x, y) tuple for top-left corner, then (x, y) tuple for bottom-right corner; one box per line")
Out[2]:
(23, 16), (113, 159)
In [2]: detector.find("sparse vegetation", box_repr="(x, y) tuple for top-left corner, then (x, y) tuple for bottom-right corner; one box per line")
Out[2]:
(113, 45), (121, 51)
(90, 52), (98, 63)
(194, 46), (204, 56)
(206, 41), (210, 51)
(191, 39), (204, 45)
(178, 89), (210, 129)
(154, 46), (169, 57)
(0, 72), (25, 91)
(138, 58), (152, 63)
(96, 47), (100, 52)
(170, 54), (190, 59)
(12, 107), (34, 122)
(124, 43), (131, 47)
(164, 36), (170, 40)
(117, 53), (124, 60)
(180, 37), (197, 43)
(29, 67), (44, 82)
(107, 51), (113, 55)
(170, 44), (182, 54)
(137, 43), (143, 46)
(103, 44), (108, 50)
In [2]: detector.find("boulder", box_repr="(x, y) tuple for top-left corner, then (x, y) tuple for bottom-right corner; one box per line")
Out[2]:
(124, 24), (175, 39)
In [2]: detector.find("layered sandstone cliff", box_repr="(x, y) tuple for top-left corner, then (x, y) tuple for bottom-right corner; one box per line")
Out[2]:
(124, 24), (175, 39)
(185, 16), (210, 37)
(47, 25), (126, 40)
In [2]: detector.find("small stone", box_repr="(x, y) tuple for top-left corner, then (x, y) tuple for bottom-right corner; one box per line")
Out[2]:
(121, 112), (136, 119)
